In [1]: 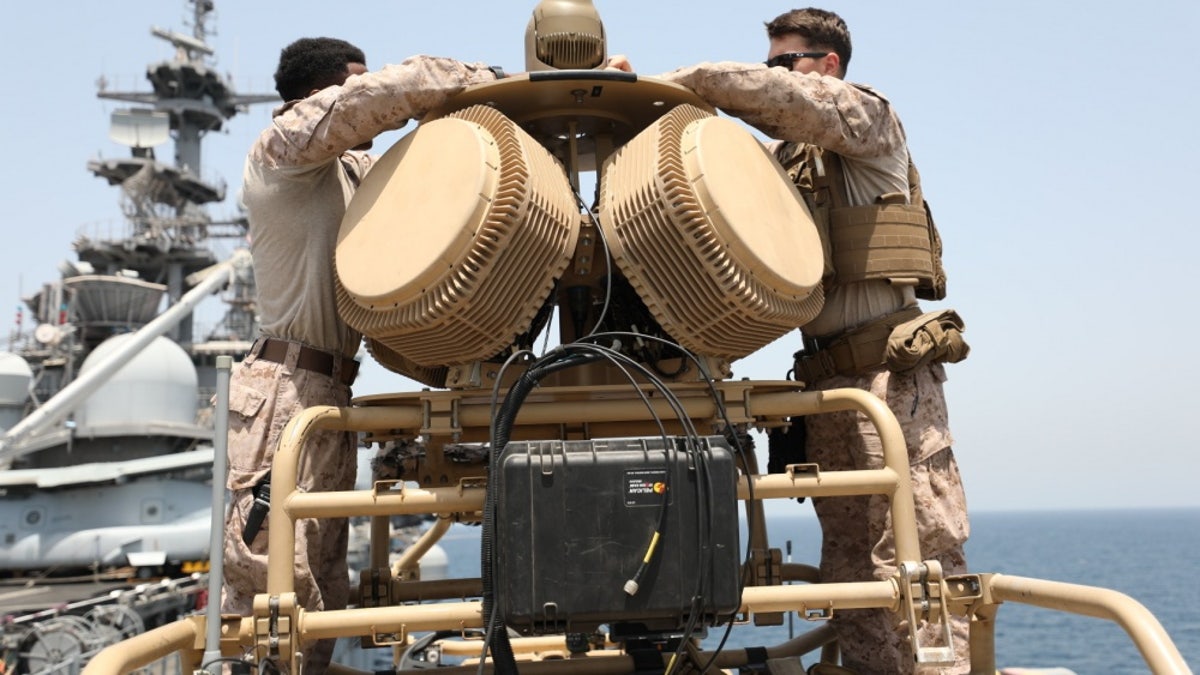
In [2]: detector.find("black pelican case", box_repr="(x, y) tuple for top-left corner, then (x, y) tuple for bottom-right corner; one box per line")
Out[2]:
(494, 436), (742, 636)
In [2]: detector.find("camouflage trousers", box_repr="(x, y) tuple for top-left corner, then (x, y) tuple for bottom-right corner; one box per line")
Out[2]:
(221, 352), (358, 674)
(804, 362), (971, 675)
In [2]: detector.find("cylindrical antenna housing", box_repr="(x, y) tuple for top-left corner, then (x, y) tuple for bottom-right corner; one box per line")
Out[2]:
(524, 0), (606, 71)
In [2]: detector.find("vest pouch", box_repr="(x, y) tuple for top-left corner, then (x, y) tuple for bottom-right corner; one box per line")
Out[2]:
(793, 307), (922, 382)
(828, 203), (935, 287)
(885, 309), (970, 373)
(795, 192), (836, 283)
(917, 199), (947, 301)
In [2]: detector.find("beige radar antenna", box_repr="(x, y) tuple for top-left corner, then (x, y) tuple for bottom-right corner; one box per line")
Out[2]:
(339, 0), (824, 389)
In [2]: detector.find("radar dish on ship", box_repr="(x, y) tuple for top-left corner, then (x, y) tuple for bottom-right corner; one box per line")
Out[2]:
(108, 109), (171, 149)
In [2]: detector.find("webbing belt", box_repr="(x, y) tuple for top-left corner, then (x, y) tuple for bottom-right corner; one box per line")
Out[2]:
(793, 307), (922, 383)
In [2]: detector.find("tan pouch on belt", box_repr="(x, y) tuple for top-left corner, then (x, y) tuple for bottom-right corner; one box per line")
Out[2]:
(885, 309), (970, 372)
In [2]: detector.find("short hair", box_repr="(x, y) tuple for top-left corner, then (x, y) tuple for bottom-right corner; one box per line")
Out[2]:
(273, 37), (367, 102)
(765, 8), (852, 75)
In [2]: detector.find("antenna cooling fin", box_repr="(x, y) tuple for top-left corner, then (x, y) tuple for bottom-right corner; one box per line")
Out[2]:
(336, 105), (579, 374)
(598, 104), (826, 361)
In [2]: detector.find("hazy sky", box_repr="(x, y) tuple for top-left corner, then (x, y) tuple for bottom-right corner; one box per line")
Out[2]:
(2, 1), (1198, 514)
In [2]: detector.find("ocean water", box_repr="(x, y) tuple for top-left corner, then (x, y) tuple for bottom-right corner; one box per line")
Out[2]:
(963, 508), (1199, 674)
(433, 507), (1199, 674)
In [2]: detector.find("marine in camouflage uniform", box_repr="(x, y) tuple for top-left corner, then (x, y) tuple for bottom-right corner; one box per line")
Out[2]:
(661, 9), (970, 673)
(222, 39), (499, 673)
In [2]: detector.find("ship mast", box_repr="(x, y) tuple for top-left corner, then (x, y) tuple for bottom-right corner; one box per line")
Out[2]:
(84, 0), (275, 344)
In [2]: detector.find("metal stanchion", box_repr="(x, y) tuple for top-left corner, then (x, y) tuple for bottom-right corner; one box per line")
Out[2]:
(203, 355), (232, 672)
(786, 540), (795, 640)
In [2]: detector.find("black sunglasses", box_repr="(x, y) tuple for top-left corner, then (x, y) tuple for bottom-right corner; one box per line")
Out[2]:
(764, 52), (831, 69)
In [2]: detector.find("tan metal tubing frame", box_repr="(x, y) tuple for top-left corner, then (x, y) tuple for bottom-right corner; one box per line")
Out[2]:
(264, 383), (919, 596)
(81, 380), (1195, 675)
(983, 574), (1191, 674)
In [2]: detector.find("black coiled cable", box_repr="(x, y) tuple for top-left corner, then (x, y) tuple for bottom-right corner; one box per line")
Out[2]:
(480, 350), (605, 675)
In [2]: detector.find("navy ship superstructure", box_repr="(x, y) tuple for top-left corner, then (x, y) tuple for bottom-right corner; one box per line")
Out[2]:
(0, 3), (273, 671)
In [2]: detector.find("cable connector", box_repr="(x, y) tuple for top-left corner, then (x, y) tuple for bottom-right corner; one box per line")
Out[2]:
(623, 579), (640, 596)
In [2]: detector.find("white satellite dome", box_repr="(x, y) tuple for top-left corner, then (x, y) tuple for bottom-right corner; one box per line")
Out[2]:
(416, 543), (449, 581)
(0, 352), (33, 433)
(0, 352), (32, 405)
(74, 334), (198, 432)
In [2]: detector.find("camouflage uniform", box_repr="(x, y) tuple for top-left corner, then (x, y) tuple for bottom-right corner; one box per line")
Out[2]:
(223, 56), (498, 673)
(661, 63), (970, 673)
(222, 355), (357, 672)
(805, 365), (969, 674)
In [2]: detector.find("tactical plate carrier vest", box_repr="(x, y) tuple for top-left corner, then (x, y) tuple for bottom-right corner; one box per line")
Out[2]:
(776, 142), (947, 301)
